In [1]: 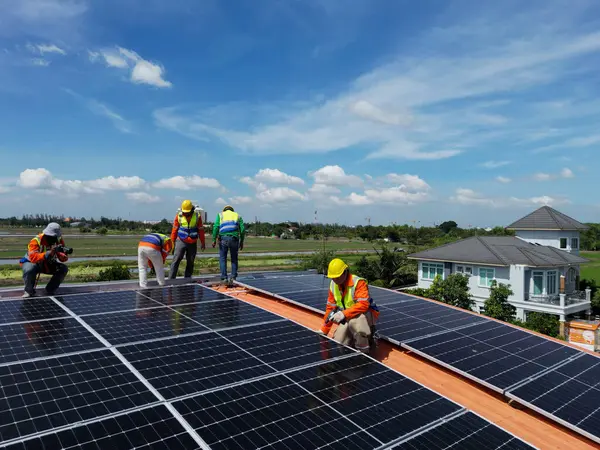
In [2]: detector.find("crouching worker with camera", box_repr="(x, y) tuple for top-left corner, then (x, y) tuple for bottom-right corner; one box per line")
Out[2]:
(20, 223), (72, 298)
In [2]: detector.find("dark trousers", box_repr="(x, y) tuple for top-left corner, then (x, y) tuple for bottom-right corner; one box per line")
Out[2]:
(22, 261), (68, 295)
(169, 240), (197, 279)
(219, 235), (239, 280)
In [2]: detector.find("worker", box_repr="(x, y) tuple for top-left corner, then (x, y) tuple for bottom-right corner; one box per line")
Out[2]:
(138, 233), (173, 288)
(318, 258), (380, 353)
(169, 200), (206, 279)
(20, 222), (70, 298)
(212, 205), (245, 282)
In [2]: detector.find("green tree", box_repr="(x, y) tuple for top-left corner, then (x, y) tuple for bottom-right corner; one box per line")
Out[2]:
(438, 221), (458, 234)
(301, 249), (336, 274)
(96, 227), (108, 235)
(427, 275), (445, 302)
(440, 273), (474, 309)
(354, 245), (416, 288)
(484, 280), (516, 322)
(516, 312), (560, 338)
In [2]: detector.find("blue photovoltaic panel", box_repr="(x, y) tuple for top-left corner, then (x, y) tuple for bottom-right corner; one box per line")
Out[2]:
(391, 412), (535, 449)
(0, 350), (156, 443)
(55, 290), (165, 316)
(405, 320), (580, 392)
(282, 288), (330, 311)
(0, 297), (69, 325)
(140, 283), (233, 307)
(4, 405), (199, 450)
(507, 353), (600, 444)
(0, 318), (104, 365)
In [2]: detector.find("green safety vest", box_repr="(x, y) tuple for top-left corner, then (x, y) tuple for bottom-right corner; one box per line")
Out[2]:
(329, 275), (367, 310)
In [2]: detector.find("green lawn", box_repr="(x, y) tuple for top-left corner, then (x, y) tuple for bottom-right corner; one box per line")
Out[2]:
(581, 251), (600, 283)
(0, 235), (377, 258)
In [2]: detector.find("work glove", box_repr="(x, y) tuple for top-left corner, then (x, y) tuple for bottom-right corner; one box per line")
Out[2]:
(239, 242), (244, 251)
(57, 252), (68, 263)
(212, 241), (216, 248)
(332, 311), (345, 324)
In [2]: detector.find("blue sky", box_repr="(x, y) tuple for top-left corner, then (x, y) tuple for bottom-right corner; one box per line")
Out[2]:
(1, 0), (599, 227)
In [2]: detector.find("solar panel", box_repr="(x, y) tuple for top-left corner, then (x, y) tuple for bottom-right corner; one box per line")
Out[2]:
(219, 320), (354, 370)
(0, 297), (69, 325)
(117, 331), (276, 399)
(0, 318), (104, 365)
(4, 405), (199, 449)
(54, 290), (165, 316)
(281, 288), (330, 311)
(140, 284), (233, 307)
(0, 349), (156, 444)
(506, 353), (600, 444)
(404, 320), (580, 392)
(172, 373), (381, 450)
(77, 307), (211, 345)
(390, 411), (535, 449)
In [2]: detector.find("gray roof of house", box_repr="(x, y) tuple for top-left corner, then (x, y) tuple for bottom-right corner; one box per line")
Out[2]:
(408, 236), (589, 267)
(506, 206), (589, 231)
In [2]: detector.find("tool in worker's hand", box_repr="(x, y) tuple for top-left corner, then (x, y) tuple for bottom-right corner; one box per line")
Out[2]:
(326, 308), (346, 325)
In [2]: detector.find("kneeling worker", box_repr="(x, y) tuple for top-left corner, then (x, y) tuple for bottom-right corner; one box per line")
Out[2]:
(20, 222), (70, 297)
(138, 233), (173, 288)
(319, 258), (379, 353)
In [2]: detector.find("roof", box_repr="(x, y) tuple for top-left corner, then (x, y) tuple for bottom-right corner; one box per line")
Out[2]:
(506, 205), (589, 231)
(407, 235), (589, 267)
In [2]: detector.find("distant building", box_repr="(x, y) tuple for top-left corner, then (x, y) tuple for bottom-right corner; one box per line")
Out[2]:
(408, 206), (591, 335)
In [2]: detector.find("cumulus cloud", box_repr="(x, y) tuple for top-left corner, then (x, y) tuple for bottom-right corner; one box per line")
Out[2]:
(308, 183), (341, 197)
(384, 174), (431, 191)
(254, 168), (304, 185)
(309, 165), (362, 187)
(94, 46), (172, 88)
(153, 175), (221, 190)
(256, 187), (307, 203)
(450, 188), (570, 208)
(229, 196), (253, 204)
(215, 197), (227, 205)
(126, 192), (160, 203)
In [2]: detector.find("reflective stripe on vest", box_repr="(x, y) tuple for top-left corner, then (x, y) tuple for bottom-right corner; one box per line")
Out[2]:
(22, 235), (45, 261)
(219, 210), (239, 234)
(329, 275), (367, 310)
(177, 212), (198, 241)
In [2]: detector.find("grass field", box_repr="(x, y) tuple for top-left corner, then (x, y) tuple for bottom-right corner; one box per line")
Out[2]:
(581, 251), (600, 283)
(0, 235), (377, 259)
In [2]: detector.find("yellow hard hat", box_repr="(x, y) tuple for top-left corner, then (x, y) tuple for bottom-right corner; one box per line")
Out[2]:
(327, 258), (348, 278)
(181, 200), (194, 213)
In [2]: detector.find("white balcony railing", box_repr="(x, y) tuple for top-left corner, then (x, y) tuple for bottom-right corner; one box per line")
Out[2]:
(525, 289), (591, 307)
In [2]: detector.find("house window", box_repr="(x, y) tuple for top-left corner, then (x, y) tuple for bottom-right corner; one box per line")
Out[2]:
(547, 271), (557, 295)
(560, 238), (567, 249)
(571, 238), (579, 249)
(422, 262), (444, 280)
(456, 265), (473, 276)
(533, 271), (544, 295)
(479, 268), (495, 287)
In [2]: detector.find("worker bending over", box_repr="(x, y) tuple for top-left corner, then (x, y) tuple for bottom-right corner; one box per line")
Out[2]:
(20, 223), (70, 297)
(138, 233), (173, 288)
(319, 258), (379, 353)
(169, 200), (205, 279)
(212, 205), (245, 282)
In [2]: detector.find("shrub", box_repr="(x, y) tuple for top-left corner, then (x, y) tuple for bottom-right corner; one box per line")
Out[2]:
(96, 227), (108, 235)
(513, 312), (560, 338)
(484, 280), (516, 322)
(301, 249), (337, 274)
(97, 264), (131, 281)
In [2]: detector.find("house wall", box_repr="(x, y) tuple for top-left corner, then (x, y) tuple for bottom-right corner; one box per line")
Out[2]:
(515, 230), (581, 255)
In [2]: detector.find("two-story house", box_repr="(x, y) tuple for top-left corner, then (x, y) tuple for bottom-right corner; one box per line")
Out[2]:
(408, 206), (591, 336)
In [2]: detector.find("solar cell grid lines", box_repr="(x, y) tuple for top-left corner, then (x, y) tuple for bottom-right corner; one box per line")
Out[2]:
(117, 331), (276, 399)
(390, 412), (535, 449)
(141, 284), (234, 307)
(0, 350), (157, 444)
(0, 297), (69, 325)
(77, 306), (210, 346)
(173, 374), (381, 450)
(0, 318), (104, 365)
(507, 353), (600, 444)
(219, 320), (354, 371)
(4, 405), (200, 450)
(54, 290), (165, 316)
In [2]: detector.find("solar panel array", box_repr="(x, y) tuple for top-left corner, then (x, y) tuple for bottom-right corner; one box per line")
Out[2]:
(0, 282), (534, 449)
(235, 271), (600, 445)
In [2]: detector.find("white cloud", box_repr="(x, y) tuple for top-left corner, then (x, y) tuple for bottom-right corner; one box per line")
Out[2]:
(481, 161), (511, 169)
(256, 187), (307, 203)
(349, 100), (412, 126)
(308, 183), (341, 196)
(533, 167), (575, 181)
(450, 188), (570, 208)
(496, 176), (511, 183)
(88, 176), (146, 191)
(533, 173), (552, 181)
(153, 175), (221, 190)
(254, 168), (304, 185)
(331, 193), (373, 206)
(18, 168), (53, 189)
(309, 165), (362, 187)
(384, 174), (431, 191)
(126, 192), (160, 203)
(215, 197), (227, 205)
(533, 135), (600, 153)
(7, 0), (87, 22)
(94, 46), (172, 88)
(229, 196), (253, 204)
(560, 167), (574, 178)
(0, 186), (12, 194)
(31, 58), (50, 66)
(86, 99), (132, 133)
(27, 43), (66, 55)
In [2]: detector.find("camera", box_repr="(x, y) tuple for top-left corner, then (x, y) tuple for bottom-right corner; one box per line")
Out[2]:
(55, 245), (74, 255)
